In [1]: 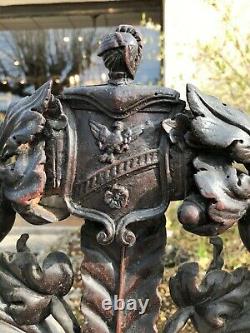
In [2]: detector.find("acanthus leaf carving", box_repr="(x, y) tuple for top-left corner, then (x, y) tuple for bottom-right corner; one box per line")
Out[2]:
(178, 155), (250, 236)
(0, 234), (80, 333)
(0, 81), (53, 238)
(173, 84), (250, 248)
(0, 81), (51, 161)
(0, 81), (72, 241)
(164, 237), (250, 333)
(186, 84), (250, 164)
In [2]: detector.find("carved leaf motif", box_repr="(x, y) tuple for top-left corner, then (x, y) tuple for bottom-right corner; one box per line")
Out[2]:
(0, 234), (80, 333)
(178, 84), (250, 240)
(3, 142), (46, 206)
(0, 82), (51, 238)
(194, 155), (250, 222)
(178, 154), (250, 237)
(0, 81), (68, 237)
(0, 81), (52, 161)
(81, 217), (166, 333)
(186, 84), (250, 164)
(164, 237), (250, 333)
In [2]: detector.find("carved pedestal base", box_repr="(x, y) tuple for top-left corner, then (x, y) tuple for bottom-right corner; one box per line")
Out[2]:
(81, 217), (166, 333)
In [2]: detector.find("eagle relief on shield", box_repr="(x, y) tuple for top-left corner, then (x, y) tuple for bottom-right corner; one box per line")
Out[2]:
(1, 23), (250, 333)
(0, 26), (188, 333)
(59, 25), (186, 246)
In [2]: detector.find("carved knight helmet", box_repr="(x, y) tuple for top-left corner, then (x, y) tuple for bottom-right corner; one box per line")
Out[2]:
(97, 25), (143, 81)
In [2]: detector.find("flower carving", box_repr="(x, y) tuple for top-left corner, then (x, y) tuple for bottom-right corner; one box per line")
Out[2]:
(104, 184), (129, 209)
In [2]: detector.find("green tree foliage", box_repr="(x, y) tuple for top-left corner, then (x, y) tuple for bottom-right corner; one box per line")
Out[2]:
(195, 1), (250, 112)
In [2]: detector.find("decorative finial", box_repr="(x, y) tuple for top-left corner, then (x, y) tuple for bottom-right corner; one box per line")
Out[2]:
(97, 25), (143, 84)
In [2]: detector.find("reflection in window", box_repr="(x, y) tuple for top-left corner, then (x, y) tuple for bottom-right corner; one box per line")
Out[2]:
(0, 26), (161, 111)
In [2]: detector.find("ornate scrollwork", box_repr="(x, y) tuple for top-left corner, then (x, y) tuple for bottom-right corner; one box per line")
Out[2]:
(178, 155), (250, 236)
(185, 84), (250, 164)
(0, 23), (250, 333)
(0, 81), (71, 242)
(0, 234), (80, 333)
(164, 237), (250, 333)
(0, 81), (52, 241)
(172, 84), (250, 248)
(164, 84), (250, 332)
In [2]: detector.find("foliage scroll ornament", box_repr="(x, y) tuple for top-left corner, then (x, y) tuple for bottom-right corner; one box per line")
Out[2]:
(164, 237), (250, 333)
(0, 234), (80, 333)
(0, 24), (250, 333)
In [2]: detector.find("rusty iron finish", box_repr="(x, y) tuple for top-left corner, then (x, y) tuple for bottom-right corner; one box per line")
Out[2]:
(0, 24), (250, 333)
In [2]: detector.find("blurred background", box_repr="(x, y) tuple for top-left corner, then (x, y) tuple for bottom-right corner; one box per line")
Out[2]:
(0, 0), (249, 332)
(0, 0), (249, 112)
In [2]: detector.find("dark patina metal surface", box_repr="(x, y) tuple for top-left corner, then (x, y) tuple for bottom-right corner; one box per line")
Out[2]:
(0, 24), (249, 333)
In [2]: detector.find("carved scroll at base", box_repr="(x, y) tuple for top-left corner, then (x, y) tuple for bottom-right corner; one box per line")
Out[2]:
(80, 217), (166, 333)
(164, 237), (250, 333)
(0, 234), (80, 333)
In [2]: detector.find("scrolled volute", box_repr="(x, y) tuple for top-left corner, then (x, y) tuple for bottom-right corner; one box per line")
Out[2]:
(0, 234), (80, 333)
(176, 84), (250, 246)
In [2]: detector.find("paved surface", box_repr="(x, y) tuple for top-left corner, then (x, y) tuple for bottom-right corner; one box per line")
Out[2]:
(0, 214), (83, 252)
